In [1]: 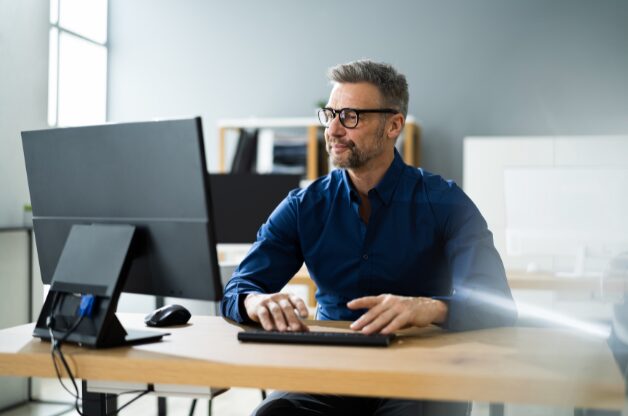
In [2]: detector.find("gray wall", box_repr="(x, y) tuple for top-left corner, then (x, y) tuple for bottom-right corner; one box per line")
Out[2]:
(1, 0), (626, 225)
(108, 0), (628, 184)
(0, 0), (49, 227)
(0, 1), (48, 405)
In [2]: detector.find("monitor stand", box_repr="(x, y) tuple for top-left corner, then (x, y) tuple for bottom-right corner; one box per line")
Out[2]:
(33, 224), (166, 348)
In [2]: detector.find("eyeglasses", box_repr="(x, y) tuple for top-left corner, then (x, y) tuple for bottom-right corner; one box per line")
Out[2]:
(317, 107), (399, 129)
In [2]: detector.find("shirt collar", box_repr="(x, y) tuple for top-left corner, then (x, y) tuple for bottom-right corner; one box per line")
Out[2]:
(341, 148), (405, 206)
(372, 148), (405, 205)
(342, 169), (359, 204)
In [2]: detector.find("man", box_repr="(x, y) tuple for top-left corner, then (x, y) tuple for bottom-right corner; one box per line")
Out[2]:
(221, 60), (517, 415)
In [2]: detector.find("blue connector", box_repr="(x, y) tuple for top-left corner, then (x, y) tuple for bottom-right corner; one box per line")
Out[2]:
(78, 294), (95, 318)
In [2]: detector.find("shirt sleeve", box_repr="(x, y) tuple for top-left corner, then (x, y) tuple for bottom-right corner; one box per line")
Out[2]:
(427, 178), (518, 331)
(220, 191), (305, 323)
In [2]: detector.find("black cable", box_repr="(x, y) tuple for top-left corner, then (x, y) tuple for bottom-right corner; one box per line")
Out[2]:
(50, 313), (85, 414)
(116, 389), (150, 397)
(47, 292), (81, 399)
(53, 335), (152, 415)
(49, 347), (79, 398)
(47, 292), (153, 415)
(47, 292), (90, 414)
(105, 388), (152, 416)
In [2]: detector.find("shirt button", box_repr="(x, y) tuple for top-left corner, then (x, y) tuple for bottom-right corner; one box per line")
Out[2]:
(362, 254), (369, 260)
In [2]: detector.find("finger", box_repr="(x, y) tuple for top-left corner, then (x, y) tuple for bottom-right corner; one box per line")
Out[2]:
(267, 301), (288, 331)
(278, 299), (305, 331)
(298, 320), (310, 332)
(347, 296), (379, 310)
(361, 309), (398, 335)
(289, 295), (309, 318)
(256, 307), (275, 331)
(350, 301), (386, 330)
(380, 314), (409, 335)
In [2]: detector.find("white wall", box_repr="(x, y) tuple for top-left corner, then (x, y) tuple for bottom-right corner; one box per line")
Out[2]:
(464, 135), (628, 271)
(463, 135), (628, 326)
(0, 0), (49, 227)
(108, 0), (628, 185)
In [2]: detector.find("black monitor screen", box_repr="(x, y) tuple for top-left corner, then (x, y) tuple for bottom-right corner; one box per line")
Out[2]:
(22, 117), (222, 301)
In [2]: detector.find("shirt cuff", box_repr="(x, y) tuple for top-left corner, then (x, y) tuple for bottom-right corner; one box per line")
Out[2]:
(237, 292), (261, 324)
(432, 290), (518, 331)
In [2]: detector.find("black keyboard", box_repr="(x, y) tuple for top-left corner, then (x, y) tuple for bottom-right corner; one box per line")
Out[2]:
(237, 329), (395, 347)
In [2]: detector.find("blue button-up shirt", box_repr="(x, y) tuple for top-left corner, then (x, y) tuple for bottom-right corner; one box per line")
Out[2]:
(221, 150), (516, 331)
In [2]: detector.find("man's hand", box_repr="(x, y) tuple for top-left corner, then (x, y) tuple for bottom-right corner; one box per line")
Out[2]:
(347, 294), (448, 335)
(244, 293), (309, 332)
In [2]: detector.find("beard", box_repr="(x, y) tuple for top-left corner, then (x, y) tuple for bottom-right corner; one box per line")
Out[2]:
(326, 123), (387, 169)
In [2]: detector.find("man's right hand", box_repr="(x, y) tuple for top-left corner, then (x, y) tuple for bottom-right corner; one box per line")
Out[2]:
(244, 293), (309, 332)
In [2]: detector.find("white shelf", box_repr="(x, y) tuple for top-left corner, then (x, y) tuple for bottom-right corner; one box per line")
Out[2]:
(218, 115), (417, 128)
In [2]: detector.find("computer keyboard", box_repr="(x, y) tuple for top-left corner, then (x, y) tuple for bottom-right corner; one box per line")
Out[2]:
(237, 329), (395, 347)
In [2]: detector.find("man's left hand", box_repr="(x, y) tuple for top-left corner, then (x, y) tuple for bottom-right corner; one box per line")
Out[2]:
(347, 294), (448, 335)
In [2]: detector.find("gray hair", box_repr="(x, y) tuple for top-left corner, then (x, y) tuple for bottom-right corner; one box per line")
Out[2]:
(327, 59), (409, 118)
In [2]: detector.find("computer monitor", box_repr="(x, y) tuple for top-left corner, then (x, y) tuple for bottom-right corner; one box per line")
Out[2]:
(209, 173), (302, 244)
(22, 117), (222, 347)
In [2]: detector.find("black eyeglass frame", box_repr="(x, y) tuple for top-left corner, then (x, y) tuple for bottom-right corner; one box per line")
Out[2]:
(317, 107), (399, 129)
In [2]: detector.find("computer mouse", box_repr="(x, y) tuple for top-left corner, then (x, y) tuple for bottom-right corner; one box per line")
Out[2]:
(144, 304), (192, 327)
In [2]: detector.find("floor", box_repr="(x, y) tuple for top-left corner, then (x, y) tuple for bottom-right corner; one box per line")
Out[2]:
(0, 378), (582, 416)
(1, 380), (262, 415)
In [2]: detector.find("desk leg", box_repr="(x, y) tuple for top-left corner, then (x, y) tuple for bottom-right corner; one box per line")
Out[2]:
(82, 381), (117, 416)
(489, 403), (504, 416)
(158, 396), (167, 416)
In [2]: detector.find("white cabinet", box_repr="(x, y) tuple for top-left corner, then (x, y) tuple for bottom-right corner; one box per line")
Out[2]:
(0, 228), (32, 409)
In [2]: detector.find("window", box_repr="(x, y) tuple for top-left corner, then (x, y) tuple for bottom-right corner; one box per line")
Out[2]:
(48, 0), (108, 127)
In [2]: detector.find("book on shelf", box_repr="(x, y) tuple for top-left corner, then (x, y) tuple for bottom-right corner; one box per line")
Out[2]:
(231, 128), (258, 173)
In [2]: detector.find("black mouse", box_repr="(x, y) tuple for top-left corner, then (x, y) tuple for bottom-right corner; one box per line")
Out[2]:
(144, 304), (191, 327)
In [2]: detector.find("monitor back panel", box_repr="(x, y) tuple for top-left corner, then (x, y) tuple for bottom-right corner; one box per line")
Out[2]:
(22, 118), (222, 300)
(209, 174), (301, 244)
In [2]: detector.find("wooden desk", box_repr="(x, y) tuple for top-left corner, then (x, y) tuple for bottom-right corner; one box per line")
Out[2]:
(0, 314), (624, 412)
(507, 270), (627, 294)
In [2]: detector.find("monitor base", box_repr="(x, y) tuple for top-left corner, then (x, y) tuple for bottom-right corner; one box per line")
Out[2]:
(34, 327), (168, 348)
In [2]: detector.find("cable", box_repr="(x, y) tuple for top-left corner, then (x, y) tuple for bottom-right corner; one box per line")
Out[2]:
(49, 340), (80, 398)
(47, 292), (152, 415)
(105, 388), (152, 416)
(49, 311), (85, 414)
(47, 292), (81, 399)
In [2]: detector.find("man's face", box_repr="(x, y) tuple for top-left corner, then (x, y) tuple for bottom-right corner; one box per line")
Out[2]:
(324, 82), (391, 170)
